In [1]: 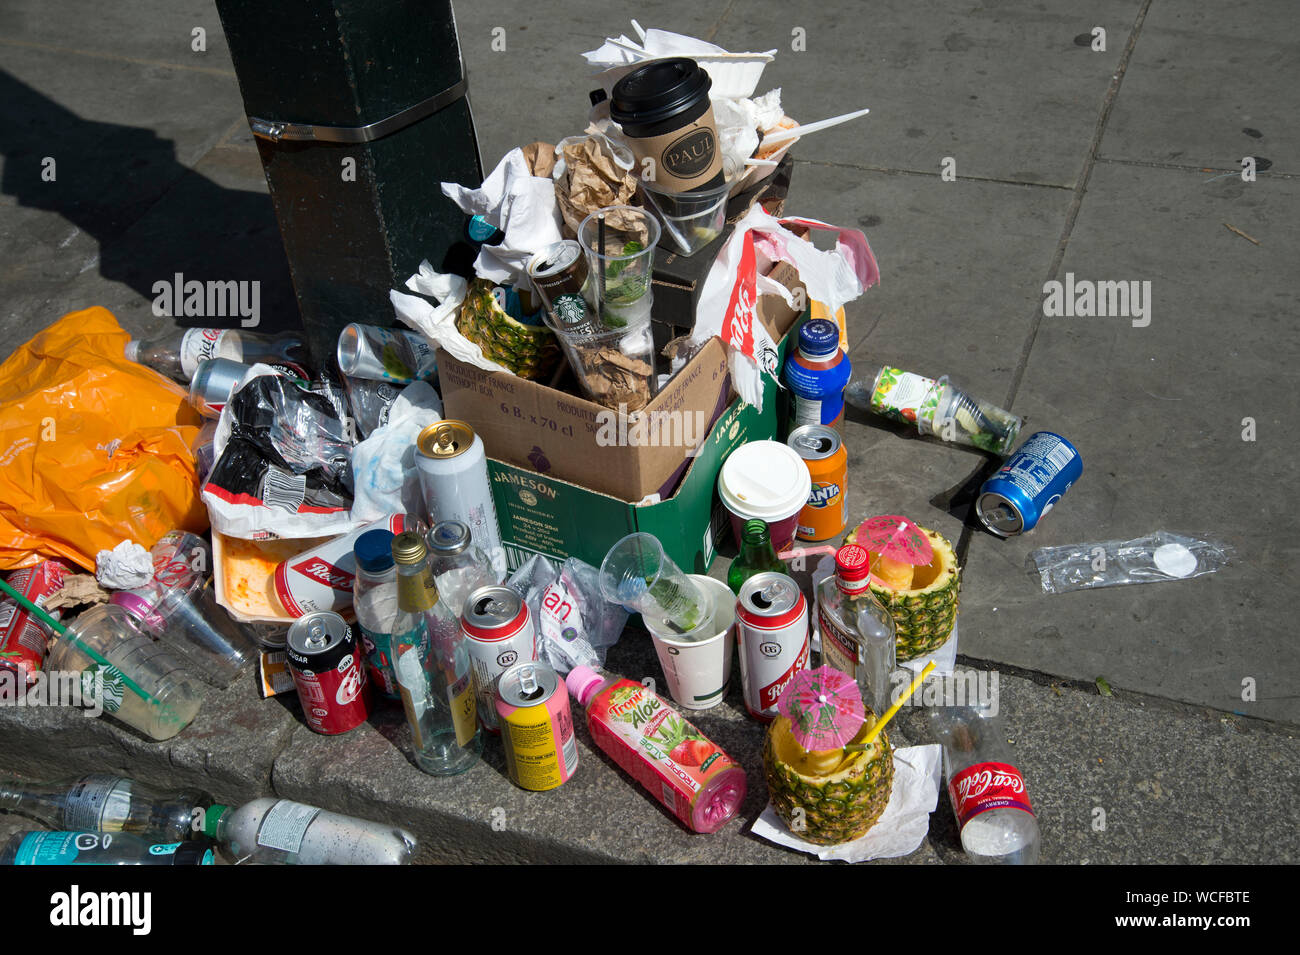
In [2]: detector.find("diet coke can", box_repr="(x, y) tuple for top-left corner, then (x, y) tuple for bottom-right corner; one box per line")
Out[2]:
(273, 514), (406, 617)
(735, 572), (811, 722)
(461, 585), (537, 733)
(285, 611), (372, 735)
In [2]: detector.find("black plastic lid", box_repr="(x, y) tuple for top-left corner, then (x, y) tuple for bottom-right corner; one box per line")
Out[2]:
(172, 839), (217, 865)
(610, 58), (712, 130)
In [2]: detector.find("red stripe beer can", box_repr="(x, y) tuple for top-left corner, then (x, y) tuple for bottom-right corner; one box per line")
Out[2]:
(461, 585), (536, 734)
(285, 611), (372, 735)
(735, 572), (811, 722)
(273, 514), (405, 617)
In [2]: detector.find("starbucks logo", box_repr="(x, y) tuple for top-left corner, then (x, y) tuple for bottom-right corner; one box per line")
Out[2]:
(554, 294), (589, 329)
(81, 664), (126, 713)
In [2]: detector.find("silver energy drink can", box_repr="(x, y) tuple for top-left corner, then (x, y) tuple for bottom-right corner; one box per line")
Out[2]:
(336, 323), (436, 384)
(460, 585), (537, 733)
(416, 420), (506, 578)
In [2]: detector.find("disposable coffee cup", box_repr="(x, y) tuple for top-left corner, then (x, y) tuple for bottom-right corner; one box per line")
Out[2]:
(610, 57), (725, 195)
(717, 440), (812, 553)
(643, 575), (735, 710)
(47, 604), (202, 741)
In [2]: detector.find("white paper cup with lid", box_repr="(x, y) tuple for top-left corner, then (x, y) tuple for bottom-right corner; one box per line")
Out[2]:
(717, 440), (812, 553)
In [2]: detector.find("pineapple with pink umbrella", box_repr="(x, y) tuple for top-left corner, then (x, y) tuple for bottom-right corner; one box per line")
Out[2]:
(762, 663), (932, 845)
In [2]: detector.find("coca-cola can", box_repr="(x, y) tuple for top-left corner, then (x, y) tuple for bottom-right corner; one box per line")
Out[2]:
(460, 585), (537, 734)
(0, 560), (70, 685)
(285, 611), (372, 735)
(273, 514), (405, 617)
(735, 572), (811, 722)
(150, 530), (212, 589)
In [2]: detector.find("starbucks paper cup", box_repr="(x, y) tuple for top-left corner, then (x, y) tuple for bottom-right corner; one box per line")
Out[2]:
(643, 575), (735, 710)
(718, 441), (812, 552)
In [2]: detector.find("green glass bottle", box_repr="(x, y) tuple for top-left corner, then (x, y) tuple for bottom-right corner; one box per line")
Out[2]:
(727, 520), (788, 595)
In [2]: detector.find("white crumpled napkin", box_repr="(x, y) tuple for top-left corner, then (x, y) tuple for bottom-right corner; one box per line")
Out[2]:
(390, 261), (509, 375)
(440, 147), (563, 287)
(95, 540), (153, 589)
(751, 744), (942, 862)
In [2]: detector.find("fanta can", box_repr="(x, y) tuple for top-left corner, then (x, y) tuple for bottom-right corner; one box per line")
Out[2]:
(787, 425), (848, 542)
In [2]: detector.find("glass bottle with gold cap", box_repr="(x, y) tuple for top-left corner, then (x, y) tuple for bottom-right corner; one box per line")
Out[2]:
(390, 531), (482, 775)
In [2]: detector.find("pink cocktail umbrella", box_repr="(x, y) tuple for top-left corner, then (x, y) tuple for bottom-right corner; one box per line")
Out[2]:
(776, 666), (865, 751)
(853, 514), (933, 566)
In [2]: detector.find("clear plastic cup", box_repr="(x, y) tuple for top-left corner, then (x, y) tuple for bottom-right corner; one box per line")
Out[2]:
(641, 182), (730, 256)
(577, 205), (660, 329)
(598, 533), (708, 635)
(541, 310), (656, 411)
(47, 604), (202, 741)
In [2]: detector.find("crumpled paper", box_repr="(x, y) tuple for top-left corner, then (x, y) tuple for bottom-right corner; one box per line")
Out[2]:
(712, 89), (785, 179)
(94, 540), (153, 589)
(441, 147), (564, 287)
(349, 381), (443, 524)
(390, 261), (511, 375)
(751, 744), (942, 861)
(553, 133), (639, 237)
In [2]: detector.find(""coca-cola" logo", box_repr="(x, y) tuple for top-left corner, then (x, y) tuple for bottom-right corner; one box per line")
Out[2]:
(949, 761), (1034, 828)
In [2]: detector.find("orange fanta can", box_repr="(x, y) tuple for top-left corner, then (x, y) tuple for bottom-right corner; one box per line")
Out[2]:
(787, 425), (848, 542)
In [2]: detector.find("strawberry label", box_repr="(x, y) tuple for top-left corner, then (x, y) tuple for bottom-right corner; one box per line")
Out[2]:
(949, 761), (1034, 828)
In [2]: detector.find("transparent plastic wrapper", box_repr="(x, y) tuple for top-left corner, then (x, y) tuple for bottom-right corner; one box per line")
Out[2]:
(1028, 532), (1232, 595)
(202, 366), (356, 539)
(507, 554), (628, 673)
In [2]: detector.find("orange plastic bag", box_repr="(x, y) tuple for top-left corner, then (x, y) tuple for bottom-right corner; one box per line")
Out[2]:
(0, 307), (207, 572)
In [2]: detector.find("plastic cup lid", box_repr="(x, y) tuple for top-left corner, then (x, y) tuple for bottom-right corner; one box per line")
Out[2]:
(717, 441), (812, 521)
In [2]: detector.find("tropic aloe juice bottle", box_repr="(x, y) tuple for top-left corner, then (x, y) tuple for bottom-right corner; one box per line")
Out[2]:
(565, 666), (746, 833)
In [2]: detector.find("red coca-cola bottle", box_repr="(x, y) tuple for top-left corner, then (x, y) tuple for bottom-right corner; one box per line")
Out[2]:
(929, 705), (1040, 864)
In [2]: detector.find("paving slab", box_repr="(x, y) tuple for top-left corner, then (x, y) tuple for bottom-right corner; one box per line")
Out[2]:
(959, 160), (1300, 725)
(716, 0), (1141, 186)
(1099, 0), (1300, 173)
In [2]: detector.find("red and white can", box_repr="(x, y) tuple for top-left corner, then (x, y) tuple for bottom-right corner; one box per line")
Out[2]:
(285, 611), (372, 735)
(461, 585), (536, 733)
(273, 514), (405, 617)
(735, 572), (810, 722)
(0, 560), (70, 685)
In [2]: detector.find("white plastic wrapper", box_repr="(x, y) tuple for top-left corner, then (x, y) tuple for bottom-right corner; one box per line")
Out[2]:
(94, 540), (154, 590)
(440, 147), (564, 287)
(390, 262), (513, 376)
(1028, 531), (1232, 594)
(348, 381), (443, 524)
(507, 554), (629, 674)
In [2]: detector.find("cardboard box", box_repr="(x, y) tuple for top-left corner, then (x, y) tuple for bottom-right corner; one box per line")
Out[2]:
(489, 340), (791, 575)
(439, 260), (805, 503)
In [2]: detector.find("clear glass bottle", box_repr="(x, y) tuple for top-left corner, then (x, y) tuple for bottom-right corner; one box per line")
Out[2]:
(391, 531), (482, 775)
(929, 705), (1041, 865)
(815, 545), (897, 716)
(0, 774), (211, 843)
(202, 798), (416, 864)
(1, 830), (215, 865)
(124, 328), (310, 383)
(727, 519), (788, 595)
(353, 528), (401, 699)
(426, 519), (496, 617)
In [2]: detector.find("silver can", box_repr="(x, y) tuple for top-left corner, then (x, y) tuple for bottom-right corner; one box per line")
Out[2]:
(460, 585), (537, 733)
(735, 572), (810, 722)
(416, 420), (505, 579)
(336, 323), (436, 384)
(189, 358), (250, 418)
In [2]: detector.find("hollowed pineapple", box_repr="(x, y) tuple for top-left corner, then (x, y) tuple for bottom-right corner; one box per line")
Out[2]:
(845, 523), (960, 662)
(764, 712), (893, 846)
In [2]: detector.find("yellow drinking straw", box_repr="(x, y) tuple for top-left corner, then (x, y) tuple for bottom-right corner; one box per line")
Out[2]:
(847, 661), (936, 749)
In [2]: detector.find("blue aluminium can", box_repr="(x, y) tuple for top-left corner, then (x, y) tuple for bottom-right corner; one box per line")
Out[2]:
(976, 431), (1082, 536)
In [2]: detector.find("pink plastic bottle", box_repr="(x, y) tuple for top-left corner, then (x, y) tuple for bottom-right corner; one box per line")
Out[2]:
(566, 666), (747, 833)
